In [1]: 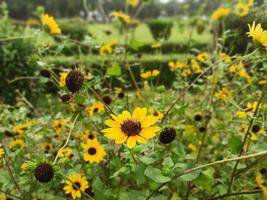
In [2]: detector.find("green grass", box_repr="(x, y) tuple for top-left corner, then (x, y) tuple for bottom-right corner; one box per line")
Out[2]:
(88, 22), (212, 44)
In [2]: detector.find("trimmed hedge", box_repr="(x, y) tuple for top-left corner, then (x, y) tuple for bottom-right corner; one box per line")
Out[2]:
(49, 41), (208, 56)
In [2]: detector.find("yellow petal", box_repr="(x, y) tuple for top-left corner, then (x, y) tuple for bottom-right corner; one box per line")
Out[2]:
(115, 135), (128, 144)
(110, 114), (123, 124)
(121, 111), (131, 121)
(136, 135), (147, 144)
(105, 119), (120, 128)
(141, 115), (159, 127)
(140, 126), (160, 139)
(132, 107), (147, 121)
(127, 136), (137, 148)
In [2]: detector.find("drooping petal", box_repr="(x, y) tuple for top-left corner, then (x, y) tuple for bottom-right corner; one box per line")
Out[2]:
(127, 136), (137, 148)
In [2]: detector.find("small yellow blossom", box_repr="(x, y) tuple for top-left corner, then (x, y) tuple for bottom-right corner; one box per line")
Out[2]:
(215, 87), (233, 104)
(197, 52), (209, 62)
(151, 43), (161, 49)
(86, 102), (105, 116)
(0, 148), (4, 159)
(211, 7), (230, 21)
(168, 61), (188, 71)
(127, 0), (139, 7)
(112, 11), (130, 23)
(13, 121), (31, 136)
(219, 52), (232, 64)
(41, 14), (61, 34)
(58, 147), (73, 159)
(9, 138), (25, 150)
(235, 3), (249, 17)
(191, 59), (202, 74)
(188, 144), (197, 152)
(247, 22), (267, 49)
(140, 69), (160, 79)
(99, 40), (118, 55)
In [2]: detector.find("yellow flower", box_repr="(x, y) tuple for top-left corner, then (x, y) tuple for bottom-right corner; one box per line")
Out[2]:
(219, 52), (232, 64)
(248, 0), (254, 7)
(112, 11), (131, 23)
(13, 121), (31, 136)
(63, 173), (89, 199)
(99, 40), (118, 55)
(81, 139), (106, 164)
(102, 107), (161, 148)
(259, 80), (267, 85)
(40, 143), (54, 153)
(168, 61), (187, 71)
(127, 0), (139, 7)
(59, 72), (68, 87)
(140, 69), (160, 79)
(236, 111), (247, 118)
(247, 22), (267, 49)
(182, 68), (192, 77)
(211, 7), (230, 21)
(148, 108), (164, 120)
(191, 59), (202, 74)
(197, 52), (209, 62)
(41, 14), (61, 34)
(9, 138), (25, 150)
(58, 147), (73, 159)
(52, 119), (67, 136)
(151, 43), (161, 49)
(86, 102), (105, 116)
(215, 87), (233, 104)
(235, 3), (249, 17)
(256, 171), (267, 200)
(0, 148), (4, 159)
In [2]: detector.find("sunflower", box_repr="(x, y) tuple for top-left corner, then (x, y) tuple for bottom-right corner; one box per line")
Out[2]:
(41, 14), (61, 34)
(63, 173), (89, 199)
(214, 87), (233, 104)
(102, 107), (161, 148)
(58, 147), (73, 159)
(40, 143), (54, 154)
(235, 3), (249, 17)
(197, 52), (209, 62)
(13, 121), (31, 136)
(168, 61), (188, 71)
(111, 11), (130, 23)
(0, 148), (4, 159)
(140, 70), (160, 79)
(9, 138), (25, 150)
(86, 102), (105, 116)
(247, 22), (267, 49)
(81, 139), (106, 164)
(211, 7), (230, 21)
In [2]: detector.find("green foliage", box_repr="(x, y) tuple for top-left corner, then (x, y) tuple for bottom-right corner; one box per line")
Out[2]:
(58, 18), (90, 41)
(219, 8), (267, 54)
(147, 19), (173, 41)
(0, 4), (38, 104)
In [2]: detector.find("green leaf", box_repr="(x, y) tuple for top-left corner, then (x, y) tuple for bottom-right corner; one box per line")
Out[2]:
(180, 170), (201, 181)
(163, 157), (174, 168)
(129, 39), (144, 50)
(228, 136), (242, 153)
(144, 166), (171, 183)
(139, 156), (157, 165)
(74, 94), (85, 105)
(193, 167), (215, 192)
(107, 62), (121, 76)
(110, 166), (127, 179)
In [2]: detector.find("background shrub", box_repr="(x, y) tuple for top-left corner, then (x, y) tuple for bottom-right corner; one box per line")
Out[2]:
(146, 19), (173, 41)
(0, 6), (38, 104)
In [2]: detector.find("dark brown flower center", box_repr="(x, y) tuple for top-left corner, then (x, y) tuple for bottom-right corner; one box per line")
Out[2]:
(88, 147), (97, 155)
(93, 108), (99, 113)
(88, 134), (95, 140)
(121, 120), (141, 136)
(74, 181), (81, 190)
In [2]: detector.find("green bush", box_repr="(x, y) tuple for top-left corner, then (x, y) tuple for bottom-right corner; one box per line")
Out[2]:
(58, 18), (90, 41)
(218, 8), (267, 54)
(146, 19), (173, 41)
(0, 4), (38, 104)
